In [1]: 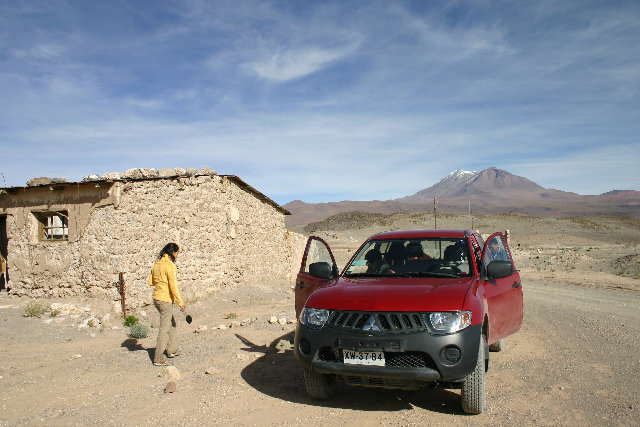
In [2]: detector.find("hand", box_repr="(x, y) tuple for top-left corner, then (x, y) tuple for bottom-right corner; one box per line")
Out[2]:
(180, 305), (186, 312)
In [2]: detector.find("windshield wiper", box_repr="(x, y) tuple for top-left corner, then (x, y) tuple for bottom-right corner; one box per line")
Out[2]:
(402, 271), (459, 278)
(344, 272), (412, 278)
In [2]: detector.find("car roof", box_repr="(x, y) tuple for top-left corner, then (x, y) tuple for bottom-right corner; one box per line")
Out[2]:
(369, 229), (470, 240)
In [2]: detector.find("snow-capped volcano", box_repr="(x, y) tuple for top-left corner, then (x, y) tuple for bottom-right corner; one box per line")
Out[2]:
(397, 167), (549, 202)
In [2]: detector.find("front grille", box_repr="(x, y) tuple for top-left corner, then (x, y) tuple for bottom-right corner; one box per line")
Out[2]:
(386, 351), (437, 369)
(326, 311), (428, 334)
(318, 347), (437, 370)
(318, 346), (342, 363)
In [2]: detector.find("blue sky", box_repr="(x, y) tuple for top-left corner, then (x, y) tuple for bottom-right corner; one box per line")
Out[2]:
(1, 0), (638, 205)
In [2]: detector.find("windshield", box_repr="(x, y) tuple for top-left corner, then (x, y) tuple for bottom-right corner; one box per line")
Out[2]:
(344, 237), (471, 278)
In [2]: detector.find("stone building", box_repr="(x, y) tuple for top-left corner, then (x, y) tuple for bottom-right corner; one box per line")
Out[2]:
(0, 167), (306, 312)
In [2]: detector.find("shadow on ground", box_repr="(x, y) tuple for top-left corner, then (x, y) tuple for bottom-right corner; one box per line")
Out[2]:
(121, 338), (154, 362)
(237, 332), (466, 415)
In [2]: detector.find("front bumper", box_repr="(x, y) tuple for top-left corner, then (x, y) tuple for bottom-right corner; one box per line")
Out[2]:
(294, 322), (482, 383)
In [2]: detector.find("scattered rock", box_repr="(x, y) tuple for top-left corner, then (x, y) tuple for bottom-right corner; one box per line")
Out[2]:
(25, 177), (68, 186)
(199, 166), (217, 176)
(236, 353), (249, 360)
(217, 325), (227, 330)
(164, 381), (177, 393)
(158, 168), (177, 178)
(205, 367), (221, 375)
(276, 339), (293, 353)
(124, 168), (141, 179)
(159, 366), (181, 381)
(71, 354), (82, 359)
(26, 177), (53, 187)
(102, 172), (124, 180)
(185, 167), (198, 175)
(86, 317), (100, 327)
(83, 174), (101, 181)
(194, 325), (208, 333)
(269, 316), (278, 324)
(278, 318), (287, 325)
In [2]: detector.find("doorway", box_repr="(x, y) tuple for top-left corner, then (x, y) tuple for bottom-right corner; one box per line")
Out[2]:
(0, 215), (7, 291)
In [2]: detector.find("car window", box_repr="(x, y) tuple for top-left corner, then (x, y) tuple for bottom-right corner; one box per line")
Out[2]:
(303, 239), (334, 274)
(484, 234), (510, 266)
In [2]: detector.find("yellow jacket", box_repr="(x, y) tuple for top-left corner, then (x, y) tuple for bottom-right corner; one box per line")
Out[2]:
(148, 254), (184, 306)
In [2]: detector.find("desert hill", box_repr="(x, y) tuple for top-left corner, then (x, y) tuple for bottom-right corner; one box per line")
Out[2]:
(284, 167), (640, 226)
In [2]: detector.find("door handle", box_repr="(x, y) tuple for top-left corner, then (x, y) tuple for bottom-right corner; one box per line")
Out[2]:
(512, 282), (521, 289)
(297, 282), (306, 288)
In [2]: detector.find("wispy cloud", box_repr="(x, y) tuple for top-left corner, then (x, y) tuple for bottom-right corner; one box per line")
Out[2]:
(245, 45), (355, 81)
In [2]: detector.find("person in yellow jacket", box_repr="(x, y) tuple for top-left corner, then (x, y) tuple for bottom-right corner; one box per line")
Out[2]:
(148, 243), (185, 366)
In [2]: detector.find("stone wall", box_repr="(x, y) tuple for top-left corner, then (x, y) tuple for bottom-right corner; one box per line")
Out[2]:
(0, 175), (306, 312)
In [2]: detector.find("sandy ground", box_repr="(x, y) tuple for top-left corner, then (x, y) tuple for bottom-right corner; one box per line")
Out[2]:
(1, 214), (639, 426)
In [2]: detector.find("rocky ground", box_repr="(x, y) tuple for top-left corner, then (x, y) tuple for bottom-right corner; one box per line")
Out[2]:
(0, 213), (639, 426)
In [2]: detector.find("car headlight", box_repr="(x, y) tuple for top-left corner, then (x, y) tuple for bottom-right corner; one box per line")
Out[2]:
(300, 308), (331, 329)
(427, 311), (472, 334)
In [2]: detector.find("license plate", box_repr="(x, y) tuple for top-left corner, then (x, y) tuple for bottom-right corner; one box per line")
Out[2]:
(343, 350), (385, 366)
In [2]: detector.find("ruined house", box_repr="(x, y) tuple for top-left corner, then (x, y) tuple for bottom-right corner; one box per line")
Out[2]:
(0, 167), (306, 312)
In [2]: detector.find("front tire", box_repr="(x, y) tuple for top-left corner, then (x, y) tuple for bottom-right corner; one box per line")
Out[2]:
(461, 335), (486, 414)
(304, 368), (337, 399)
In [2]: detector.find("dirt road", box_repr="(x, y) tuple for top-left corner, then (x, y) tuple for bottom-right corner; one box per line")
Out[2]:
(0, 276), (638, 427)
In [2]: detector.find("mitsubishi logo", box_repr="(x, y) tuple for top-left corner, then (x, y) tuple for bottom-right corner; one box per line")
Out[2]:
(362, 315), (380, 331)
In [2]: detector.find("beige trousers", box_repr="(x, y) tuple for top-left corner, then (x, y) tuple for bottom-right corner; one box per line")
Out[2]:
(153, 300), (178, 363)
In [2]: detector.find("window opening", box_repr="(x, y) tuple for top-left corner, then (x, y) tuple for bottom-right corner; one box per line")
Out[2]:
(37, 211), (69, 241)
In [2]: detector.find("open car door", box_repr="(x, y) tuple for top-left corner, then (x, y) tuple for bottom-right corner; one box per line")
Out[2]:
(295, 236), (338, 319)
(481, 232), (524, 344)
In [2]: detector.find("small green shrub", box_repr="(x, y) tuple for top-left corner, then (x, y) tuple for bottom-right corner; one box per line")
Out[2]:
(225, 312), (238, 319)
(49, 309), (60, 318)
(123, 315), (139, 327)
(23, 302), (47, 318)
(128, 323), (150, 339)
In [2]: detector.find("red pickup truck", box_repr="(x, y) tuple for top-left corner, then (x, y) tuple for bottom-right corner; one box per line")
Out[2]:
(293, 229), (523, 414)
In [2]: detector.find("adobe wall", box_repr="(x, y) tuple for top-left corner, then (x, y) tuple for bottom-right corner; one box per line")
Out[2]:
(0, 175), (306, 312)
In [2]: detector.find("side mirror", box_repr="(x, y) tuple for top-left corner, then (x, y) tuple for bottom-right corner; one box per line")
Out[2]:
(309, 262), (334, 280)
(486, 260), (513, 279)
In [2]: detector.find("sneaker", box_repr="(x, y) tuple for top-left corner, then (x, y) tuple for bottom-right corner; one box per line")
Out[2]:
(166, 351), (181, 358)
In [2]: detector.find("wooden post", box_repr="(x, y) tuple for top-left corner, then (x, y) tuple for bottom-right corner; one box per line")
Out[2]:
(434, 197), (437, 229)
(119, 272), (126, 319)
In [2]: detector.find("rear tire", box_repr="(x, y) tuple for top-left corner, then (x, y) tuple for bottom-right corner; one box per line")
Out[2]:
(461, 335), (486, 414)
(304, 368), (337, 399)
(489, 338), (504, 352)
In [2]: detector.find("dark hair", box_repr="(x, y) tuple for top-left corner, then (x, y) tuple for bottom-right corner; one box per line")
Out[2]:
(158, 243), (180, 261)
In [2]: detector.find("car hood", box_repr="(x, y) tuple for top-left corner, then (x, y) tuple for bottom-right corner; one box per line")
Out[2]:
(305, 276), (475, 312)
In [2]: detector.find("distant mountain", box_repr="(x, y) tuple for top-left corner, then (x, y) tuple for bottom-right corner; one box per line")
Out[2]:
(398, 167), (576, 201)
(283, 167), (640, 226)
